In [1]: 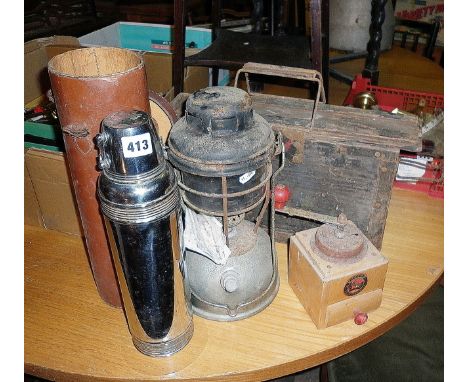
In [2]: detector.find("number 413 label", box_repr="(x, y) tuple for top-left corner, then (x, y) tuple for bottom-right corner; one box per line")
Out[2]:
(121, 133), (153, 158)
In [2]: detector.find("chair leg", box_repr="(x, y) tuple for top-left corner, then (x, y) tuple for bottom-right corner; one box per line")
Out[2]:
(212, 68), (219, 86)
(320, 363), (329, 382)
(173, 0), (186, 96)
(362, 0), (387, 85)
(424, 19), (440, 60)
(411, 33), (419, 52)
(321, 0), (330, 101)
(309, 0), (323, 74)
(400, 31), (407, 48)
(252, 0), (264, 34)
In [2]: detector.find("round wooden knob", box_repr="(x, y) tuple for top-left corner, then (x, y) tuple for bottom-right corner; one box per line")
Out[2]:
(274, 184), (291, 209)
(354, 312), (368, 325)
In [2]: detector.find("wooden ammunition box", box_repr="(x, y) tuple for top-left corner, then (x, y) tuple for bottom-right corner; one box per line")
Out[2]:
(250, 94), (420, 249)
(289, 225), (388, 329)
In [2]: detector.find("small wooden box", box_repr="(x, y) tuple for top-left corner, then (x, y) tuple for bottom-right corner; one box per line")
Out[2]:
(288, 224), (388, 329)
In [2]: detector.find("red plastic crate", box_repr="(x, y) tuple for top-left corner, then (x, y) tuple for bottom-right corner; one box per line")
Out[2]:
(344, 75), (444, 199)
(344, 74), (444, 114)
(394, 155), (444, 199)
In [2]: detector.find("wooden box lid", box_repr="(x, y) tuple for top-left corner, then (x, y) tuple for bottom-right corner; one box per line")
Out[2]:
(251, 94), (421, 152)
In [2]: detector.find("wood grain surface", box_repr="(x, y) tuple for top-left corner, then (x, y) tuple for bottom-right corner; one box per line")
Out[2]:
(24, 189), (443, 381)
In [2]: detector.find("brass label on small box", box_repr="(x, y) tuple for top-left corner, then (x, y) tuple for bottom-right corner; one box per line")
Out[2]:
(344, 274), (368, 296)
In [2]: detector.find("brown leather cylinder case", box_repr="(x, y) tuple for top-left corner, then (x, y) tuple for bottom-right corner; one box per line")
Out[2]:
(48, 47), (150, 307)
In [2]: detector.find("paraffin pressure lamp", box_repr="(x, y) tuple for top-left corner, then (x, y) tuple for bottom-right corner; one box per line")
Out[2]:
(167, 86), (284, 321)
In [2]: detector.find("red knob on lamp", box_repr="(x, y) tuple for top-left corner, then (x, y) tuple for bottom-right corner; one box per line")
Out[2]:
(274, 184), (291, 209)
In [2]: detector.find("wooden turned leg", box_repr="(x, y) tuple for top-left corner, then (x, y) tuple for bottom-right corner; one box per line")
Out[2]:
(363, 0), (387, 85)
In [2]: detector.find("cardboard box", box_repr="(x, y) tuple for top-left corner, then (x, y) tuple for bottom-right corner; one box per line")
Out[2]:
(79, 21), (213, 53)
(78, 22), (230, 93)
(24, 32), (212, 104)
(24, 36), (81, 106)
(24, 149), (82, 236)
(141, 52), (209, 101)
(24, 151), (43, 228)
(24, 37), (83, 233)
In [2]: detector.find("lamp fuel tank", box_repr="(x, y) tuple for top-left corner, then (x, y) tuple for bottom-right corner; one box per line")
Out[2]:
(96, 110), (193, 356)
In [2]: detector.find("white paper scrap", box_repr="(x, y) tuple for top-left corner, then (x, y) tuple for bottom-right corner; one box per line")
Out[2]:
(183, 208), (231, 265)
(396, 156), (429, 183)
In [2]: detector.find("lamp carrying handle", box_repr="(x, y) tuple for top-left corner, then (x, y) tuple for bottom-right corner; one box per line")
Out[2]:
(234, 62), (326, 127)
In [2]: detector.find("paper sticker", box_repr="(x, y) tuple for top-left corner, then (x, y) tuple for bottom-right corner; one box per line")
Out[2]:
(344, 274), (368, 296)
(121, 133), (153, 158)
(239, 170), (256, 184)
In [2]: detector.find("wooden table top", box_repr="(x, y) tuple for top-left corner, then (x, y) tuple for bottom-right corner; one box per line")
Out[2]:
(24, 188), (443, 381)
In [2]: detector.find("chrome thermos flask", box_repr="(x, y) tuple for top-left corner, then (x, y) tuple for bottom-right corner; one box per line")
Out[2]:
(96, 110), (193, 356)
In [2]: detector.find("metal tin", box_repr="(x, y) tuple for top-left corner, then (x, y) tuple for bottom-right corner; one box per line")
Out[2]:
(97, 110), (193, 356)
